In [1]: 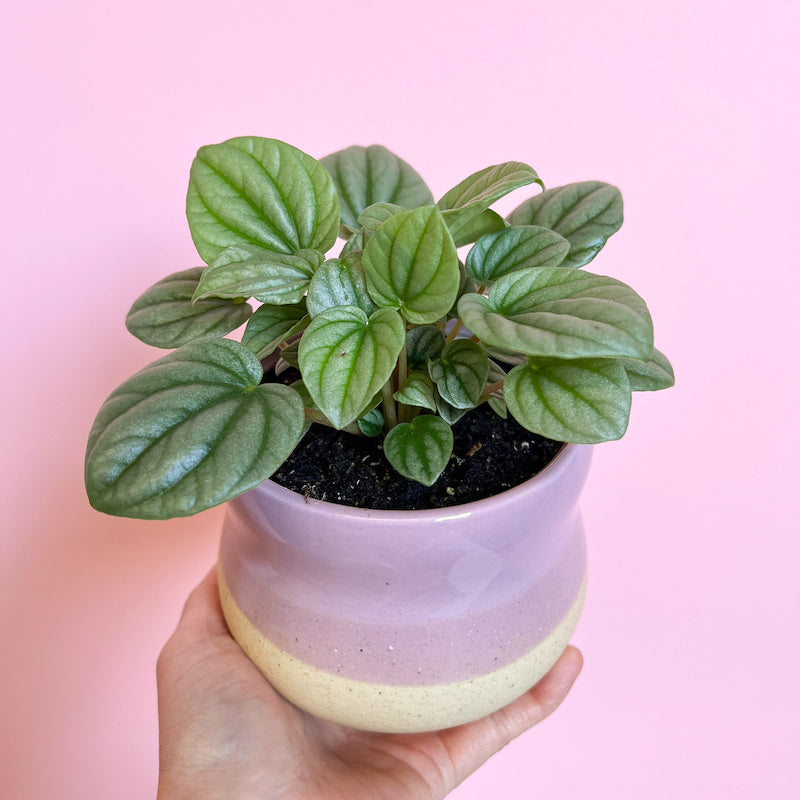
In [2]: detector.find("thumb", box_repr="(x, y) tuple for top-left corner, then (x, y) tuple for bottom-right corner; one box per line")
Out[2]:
(438, 645), (583, 784)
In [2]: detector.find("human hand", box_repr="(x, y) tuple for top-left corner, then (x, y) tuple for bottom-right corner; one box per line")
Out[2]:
(156, 569), (583, 800)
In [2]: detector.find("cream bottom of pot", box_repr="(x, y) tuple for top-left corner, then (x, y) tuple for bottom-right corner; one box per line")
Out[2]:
(219, 567), (587, 734)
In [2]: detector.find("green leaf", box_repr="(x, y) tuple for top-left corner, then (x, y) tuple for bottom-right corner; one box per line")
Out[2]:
(620, 348), (675, 391)
(357, 407), (384, 437)
(450, 261), (479, 320)
(193, 245), (323, 305)
(505, 358), (632, 443)
(439, 161), (543, 213)
(439, 162), (543, 238)
(362, 205), (459, 324)
(458, 266), (653, 360)
(289, 380), (315, 437)
(298, 306), (405, 429)
(485, 359), (508, 415)
(321, 145), (434, 231)
(448, 208), (507, 248)
(186, 137), (340, 264)
(356, 390), (383, 420)
(484, 346), (527, 367)
(340, 229), (366, 258)
(85, 339), (305, 519)
(126, 267), (252, 349)
(406, 325), (446, 367)
(290, 379), (316, 408)
(487, 358), (508, 385)
(435, 393), (469, 425)
(241, 303), (309, 359)
(486, 358), (508, 407)
(278, 340), (300, 369)
(488, 396), (508, 419)
(393, 372), (437, 411)
(465, 225), (570, 284)
(357, 202), (406, 231)
(383, 415), (454, 486)
(306, 255), (377, 317)
(507, 181), (623, 268)
(428, 339), (490, 409)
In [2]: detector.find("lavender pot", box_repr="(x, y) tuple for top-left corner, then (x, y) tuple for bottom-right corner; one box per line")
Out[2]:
(218, 443), (591, 734)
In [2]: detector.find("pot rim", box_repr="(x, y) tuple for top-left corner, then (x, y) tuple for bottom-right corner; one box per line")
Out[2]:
(250, 442), (591, 523)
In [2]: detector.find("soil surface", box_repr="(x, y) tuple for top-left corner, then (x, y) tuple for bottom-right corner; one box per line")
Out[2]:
(270, 393), (562, 510)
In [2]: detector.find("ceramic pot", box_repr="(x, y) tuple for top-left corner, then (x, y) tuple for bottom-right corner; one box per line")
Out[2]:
(218, 443), (591, 734)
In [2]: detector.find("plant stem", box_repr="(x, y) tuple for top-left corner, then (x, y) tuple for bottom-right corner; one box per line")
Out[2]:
(398, 340), (408, 390)
(397, 341), (409, 423)
(445, 320), (464, 343)
(381, 382), (398, 429)
(304, 407), (363, 436)
(478, 380), (505, 405)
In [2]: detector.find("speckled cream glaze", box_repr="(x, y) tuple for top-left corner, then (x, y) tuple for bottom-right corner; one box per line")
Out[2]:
(219, 566), (587, 733)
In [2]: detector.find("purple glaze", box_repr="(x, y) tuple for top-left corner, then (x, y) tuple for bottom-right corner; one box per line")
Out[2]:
(219, 444), (591, 686)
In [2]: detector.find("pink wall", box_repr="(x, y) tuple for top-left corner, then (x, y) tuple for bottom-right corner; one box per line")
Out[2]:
(2, 1), (797, 797)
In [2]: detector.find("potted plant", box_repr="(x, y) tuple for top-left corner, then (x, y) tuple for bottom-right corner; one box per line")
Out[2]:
(85, 136), (673, 733)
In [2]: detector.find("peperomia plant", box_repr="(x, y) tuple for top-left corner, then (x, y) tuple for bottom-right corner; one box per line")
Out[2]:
(85, 136), (673, 519)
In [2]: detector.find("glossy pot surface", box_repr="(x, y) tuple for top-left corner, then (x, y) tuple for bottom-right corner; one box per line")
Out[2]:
(218, 444), (591, 733)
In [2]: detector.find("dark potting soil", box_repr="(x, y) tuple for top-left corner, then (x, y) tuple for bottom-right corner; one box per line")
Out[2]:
(269, 386), (563, 510)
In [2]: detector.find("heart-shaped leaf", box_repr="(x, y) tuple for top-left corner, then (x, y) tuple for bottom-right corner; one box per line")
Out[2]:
(465, 225), (570, 284)
(241, 303), (309, 359)
(357, 202), (406, 231)
(193, 245), (323, 305)
(507, 181), (623, 268)
(357, 407), (384, 437)
(504, 358), (632, 443)
(448, 208), (507, 248)
(362, 205), (459, 324)
(321, 145), (434, 231)
(620, 348), (675, 391)
(406, 325), (446, 367)
(383, 415), (454, 486)
(187, 137), (340, 264)
(458, 266), (653, 360)
(393, 372), (437, 411)
(428, 339), (490, 409)
(306, 255), (377, 317)
(85, 339), (305, 519)
(298, 306), (405, 429)
(125, 267), (252, 349)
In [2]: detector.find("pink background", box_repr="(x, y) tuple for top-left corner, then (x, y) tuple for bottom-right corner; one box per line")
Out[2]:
(2, 1), (798, 797)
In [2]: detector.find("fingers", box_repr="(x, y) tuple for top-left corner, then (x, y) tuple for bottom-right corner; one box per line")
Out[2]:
(438, 645), (583, 783)
(496, 645), (583, 736)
